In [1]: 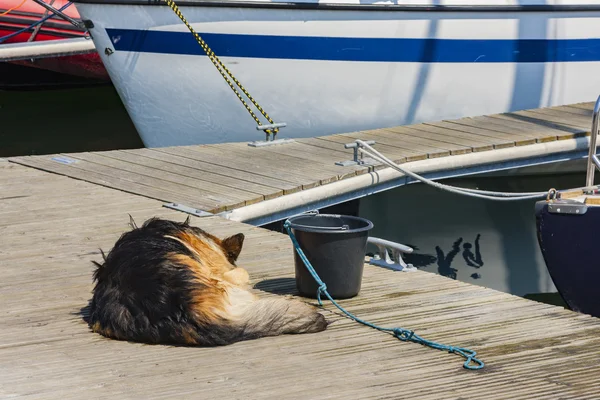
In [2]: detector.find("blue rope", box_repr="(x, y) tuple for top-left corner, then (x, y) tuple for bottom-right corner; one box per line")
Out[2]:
(283, 220), (485, 370)
(0, 2), (74, 44)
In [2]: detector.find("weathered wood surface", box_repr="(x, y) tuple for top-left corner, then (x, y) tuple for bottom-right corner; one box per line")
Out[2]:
(6, 102), (594, 214)
(1, 163), (600, 399)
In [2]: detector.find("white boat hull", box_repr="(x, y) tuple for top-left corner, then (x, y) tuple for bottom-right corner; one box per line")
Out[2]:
(74, 0), (600, 146)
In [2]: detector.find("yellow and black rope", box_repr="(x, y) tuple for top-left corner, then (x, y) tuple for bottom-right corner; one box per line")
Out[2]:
(163, 0), (279, 136)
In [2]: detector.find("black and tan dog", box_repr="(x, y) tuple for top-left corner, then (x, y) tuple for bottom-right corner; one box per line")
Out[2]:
(87, 216), (328, 345)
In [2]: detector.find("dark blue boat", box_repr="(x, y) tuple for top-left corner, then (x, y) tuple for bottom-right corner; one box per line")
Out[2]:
(535, 96), (600, 318)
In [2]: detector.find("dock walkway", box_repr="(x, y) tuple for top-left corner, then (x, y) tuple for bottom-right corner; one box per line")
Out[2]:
(1, 161), (600, 399)
(7, 102), (595, 217)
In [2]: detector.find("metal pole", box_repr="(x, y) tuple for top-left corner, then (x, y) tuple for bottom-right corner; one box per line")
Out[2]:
(0, 37), (96, 62)
(585, 95), (600, 187)
(30, 0), (84, 29)
(28, 0), (56, 42)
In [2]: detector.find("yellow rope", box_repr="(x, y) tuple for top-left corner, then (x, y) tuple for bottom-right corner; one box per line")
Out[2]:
(164, 0), (279, 136)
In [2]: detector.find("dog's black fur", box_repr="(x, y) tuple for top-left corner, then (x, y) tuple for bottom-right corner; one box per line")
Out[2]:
(87, 216), (327, 346)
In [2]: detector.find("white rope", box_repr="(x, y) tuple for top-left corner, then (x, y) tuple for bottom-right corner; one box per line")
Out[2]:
(355, 139), (550, 201)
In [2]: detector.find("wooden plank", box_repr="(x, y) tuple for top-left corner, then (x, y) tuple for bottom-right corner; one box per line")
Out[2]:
(551, 105), (593, 118)
(332, 129), (449, 158)
(465, 115), (555, 142)
(410, 122), (511, 150)
(8, 156), (228, 213)
(387, 124), (495, 152)
(472, 115), (559, 143)
(373, 128), (473, 156)
(525, 107), (593, 127)
(98, 149), (284, 200)
(217, 141), (370, 179)
(298, 136), (378, 155)
(297, 137), (407, 167)
(63, 151), (265, 206)
(44, 152), (248, 210)
(317, 134), (427, 162)
(121, 148), (301, 195)
(156, 146), (319, 190)
(566, 102), (595, 111)
(339, 129), (458, 158)
(512, 109), (589, 130)
(202, 142), (360, 184)
(486, 114), (585, 139)
(445, 118), (537, 146)
(491, 112), (588, 140)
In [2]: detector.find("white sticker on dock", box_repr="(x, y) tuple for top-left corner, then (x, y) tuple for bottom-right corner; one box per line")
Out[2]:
(51, 156), (78, 165)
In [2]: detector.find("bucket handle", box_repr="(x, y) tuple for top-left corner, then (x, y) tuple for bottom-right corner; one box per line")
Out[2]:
(291, 210), (350, 231)
(290, 223), (350, 231)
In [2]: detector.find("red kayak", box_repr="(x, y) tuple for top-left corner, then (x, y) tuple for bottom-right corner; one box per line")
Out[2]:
(0, 0), (108, 82)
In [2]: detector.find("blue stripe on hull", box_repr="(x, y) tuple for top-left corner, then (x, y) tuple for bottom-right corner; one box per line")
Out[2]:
(106, 28), (600, 63)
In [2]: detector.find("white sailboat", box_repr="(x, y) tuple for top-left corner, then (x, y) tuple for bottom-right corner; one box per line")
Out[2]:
(73, 0), (600, 147)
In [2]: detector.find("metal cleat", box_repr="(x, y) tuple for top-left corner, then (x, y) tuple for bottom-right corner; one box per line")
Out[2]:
(248, 123), (295, 147)
(367, 236), (417, 272)
(335, 140), (378, 167)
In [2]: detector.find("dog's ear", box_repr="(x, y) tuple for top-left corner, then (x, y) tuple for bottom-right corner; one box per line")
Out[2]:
(222, 233), (245, 262)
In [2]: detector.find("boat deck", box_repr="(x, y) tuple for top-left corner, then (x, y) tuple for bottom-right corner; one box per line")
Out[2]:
(7, 102), (595, 216)
(2, 161), (600, 399)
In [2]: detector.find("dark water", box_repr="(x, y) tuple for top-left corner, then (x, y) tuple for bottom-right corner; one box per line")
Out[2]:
(0, 84), (142, 157)
(1, 81), (573, 310)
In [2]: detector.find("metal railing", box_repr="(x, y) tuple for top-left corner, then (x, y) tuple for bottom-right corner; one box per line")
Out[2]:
(586, 95), (600, 187)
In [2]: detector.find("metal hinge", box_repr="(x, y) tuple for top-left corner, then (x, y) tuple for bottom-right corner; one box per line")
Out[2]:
(163, 203), (213, 217)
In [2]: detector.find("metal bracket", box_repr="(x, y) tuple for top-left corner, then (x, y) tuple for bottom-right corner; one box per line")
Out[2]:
(163, 203), (213, 217)
(248, 138), (295, 147)
(248, 123), (294, 147)
(335, 140), (378, 167)
(367, 236), (417, 272)
(547, 199), (588, 215)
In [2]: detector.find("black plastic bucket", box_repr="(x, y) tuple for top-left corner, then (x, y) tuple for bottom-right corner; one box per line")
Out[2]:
(287, 213), (374, 299)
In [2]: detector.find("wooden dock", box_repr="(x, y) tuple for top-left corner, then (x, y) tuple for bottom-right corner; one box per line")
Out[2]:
(6, 102), (595, 215)
(2, 158), (600, 398)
